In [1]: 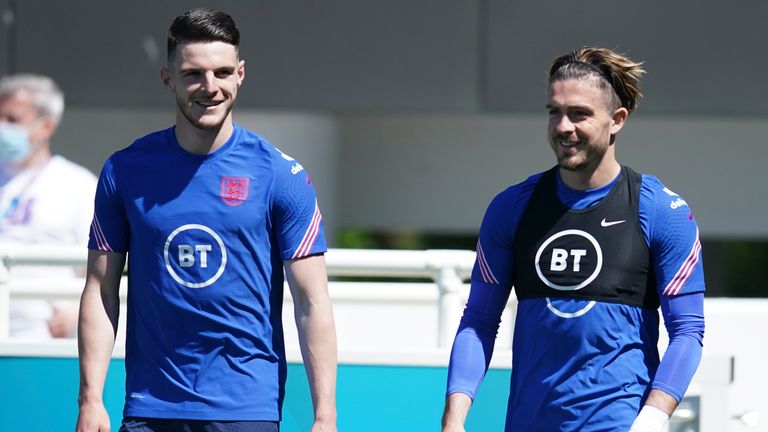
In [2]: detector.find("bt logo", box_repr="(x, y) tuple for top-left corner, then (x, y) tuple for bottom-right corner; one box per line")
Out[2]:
(535, 229), (602, 290)
(549, 248), (588, 272)
(177, 244), (213, 268)
(163, 224), (227, 288)
(535, 229), (603, 318)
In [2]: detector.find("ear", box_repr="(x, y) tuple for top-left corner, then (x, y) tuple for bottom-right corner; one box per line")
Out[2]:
(36, 116), (57, 142)
(610, 107), (629, 135)
(160, 67), (174, 92)
(237, 59), (245, 88)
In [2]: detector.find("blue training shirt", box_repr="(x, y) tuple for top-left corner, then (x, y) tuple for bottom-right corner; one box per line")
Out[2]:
(447, 168), (705, 431)
(89, 124), (326, 421)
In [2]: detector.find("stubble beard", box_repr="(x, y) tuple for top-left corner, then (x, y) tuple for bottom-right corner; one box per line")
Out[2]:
(177, 97), (233, 131)
(558, 141), (611, 173)
(551, 135), (587, 172)
(558, 153), (589, 172)
(553, 137), (605, 173)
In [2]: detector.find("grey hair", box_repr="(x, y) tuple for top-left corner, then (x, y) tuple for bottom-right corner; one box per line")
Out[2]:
(0, 74), (65, 124)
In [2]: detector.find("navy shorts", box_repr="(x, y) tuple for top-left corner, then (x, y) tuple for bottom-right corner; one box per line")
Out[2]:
(119, 417), (279, 432)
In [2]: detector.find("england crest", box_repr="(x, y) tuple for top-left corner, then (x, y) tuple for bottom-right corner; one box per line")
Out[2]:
(221, 176), (250, 206)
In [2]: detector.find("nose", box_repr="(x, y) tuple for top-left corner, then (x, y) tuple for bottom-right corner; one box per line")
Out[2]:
(200, 71), (219, 93)
(554, 113), (575, 134)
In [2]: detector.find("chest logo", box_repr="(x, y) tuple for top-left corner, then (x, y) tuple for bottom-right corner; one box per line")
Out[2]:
(221, 176), (250, 206)
(536, 229), (603, 318)
(535, 229), (603, 291)
(600, 218), (626, 227)
(163, 224), (227, 288)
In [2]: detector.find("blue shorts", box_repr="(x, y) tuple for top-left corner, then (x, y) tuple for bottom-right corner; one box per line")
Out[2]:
(119, 417), (279, 432)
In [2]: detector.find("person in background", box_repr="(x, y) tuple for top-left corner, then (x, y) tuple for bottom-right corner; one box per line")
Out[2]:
(442, 47), (705, 432)
(0, 74), (97, 338)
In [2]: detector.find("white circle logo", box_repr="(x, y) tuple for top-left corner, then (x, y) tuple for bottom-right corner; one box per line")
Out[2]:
(163, 224), (227, 288)
(546, 298), (597, 318)
(535, 229), (602, 318)
(535, 229), (603, 290)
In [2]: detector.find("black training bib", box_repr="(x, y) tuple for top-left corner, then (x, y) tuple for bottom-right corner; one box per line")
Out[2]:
(513, 166), (658, 309)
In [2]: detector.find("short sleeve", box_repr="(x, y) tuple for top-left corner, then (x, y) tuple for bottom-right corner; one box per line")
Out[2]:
(71, 169), (98, 246)
(270, 149), (327, 260)
(88, 157), (130, 252)
(642, 176), (705, 296)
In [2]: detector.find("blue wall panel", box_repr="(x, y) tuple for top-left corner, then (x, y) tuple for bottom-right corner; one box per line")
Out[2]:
(0, 357), (510, 431)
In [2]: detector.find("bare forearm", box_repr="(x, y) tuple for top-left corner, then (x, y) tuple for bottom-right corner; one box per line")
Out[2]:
(644, 389), (677, 416)
(77, 283), (119, 404)
(442, 393), (472, 431)
(77, 251), (124, 405)
(285, 255), (337, 427)
(295, 297), (338, 422)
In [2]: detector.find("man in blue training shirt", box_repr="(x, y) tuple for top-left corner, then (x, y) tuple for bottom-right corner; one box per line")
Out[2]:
(76, 9), (337, 432)
(442, 47), (705, 432)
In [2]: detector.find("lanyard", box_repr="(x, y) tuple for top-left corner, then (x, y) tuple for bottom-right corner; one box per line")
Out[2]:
(0, 156), (53, 223)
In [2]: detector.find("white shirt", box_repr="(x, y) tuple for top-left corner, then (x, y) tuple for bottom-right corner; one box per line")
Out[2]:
(0, 155), (97, 338)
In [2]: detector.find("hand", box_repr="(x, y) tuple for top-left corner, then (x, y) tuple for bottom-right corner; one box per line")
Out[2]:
(75, 399), (110, 432)
(48, 303), (79, 338)
(442, 422), (466, 432)
(310, 418), (337, 432)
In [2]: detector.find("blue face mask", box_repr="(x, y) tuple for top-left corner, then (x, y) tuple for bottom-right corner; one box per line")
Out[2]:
(0, 123), (32, 164)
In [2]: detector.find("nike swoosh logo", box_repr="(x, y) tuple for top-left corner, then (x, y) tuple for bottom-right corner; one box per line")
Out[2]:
(601, 218), (626, 227)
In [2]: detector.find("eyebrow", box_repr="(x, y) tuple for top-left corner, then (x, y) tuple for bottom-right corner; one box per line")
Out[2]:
(545, 103), (593, 111)
(178, 65), (236, 73)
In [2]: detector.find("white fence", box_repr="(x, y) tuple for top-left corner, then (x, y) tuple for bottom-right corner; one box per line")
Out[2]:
(0, 245), (507, 359)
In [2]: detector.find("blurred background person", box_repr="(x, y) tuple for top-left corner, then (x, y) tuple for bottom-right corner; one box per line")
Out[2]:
(0, 74), (97, 338)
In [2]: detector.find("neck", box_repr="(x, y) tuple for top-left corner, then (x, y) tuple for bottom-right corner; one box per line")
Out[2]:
(174, 115), (234, 155)
(559, 159), (621, 191)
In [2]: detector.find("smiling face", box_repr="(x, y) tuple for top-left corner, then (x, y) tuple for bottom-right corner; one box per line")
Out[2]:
(161, 41), (245, 132)
(546, 78), (627, 188)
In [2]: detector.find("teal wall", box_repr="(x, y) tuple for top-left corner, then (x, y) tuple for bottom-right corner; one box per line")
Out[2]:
(0, 357), (510, 431)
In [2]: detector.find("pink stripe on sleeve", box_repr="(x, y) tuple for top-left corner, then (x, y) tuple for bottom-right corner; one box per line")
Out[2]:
(476, 241), (499, 285)
(662, 229), (701, 296)
(91, 215), (112, 252)
(292, 202), (322, 259)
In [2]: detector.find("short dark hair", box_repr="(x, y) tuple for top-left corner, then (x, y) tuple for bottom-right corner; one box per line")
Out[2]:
(167, 8), (240, 62)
